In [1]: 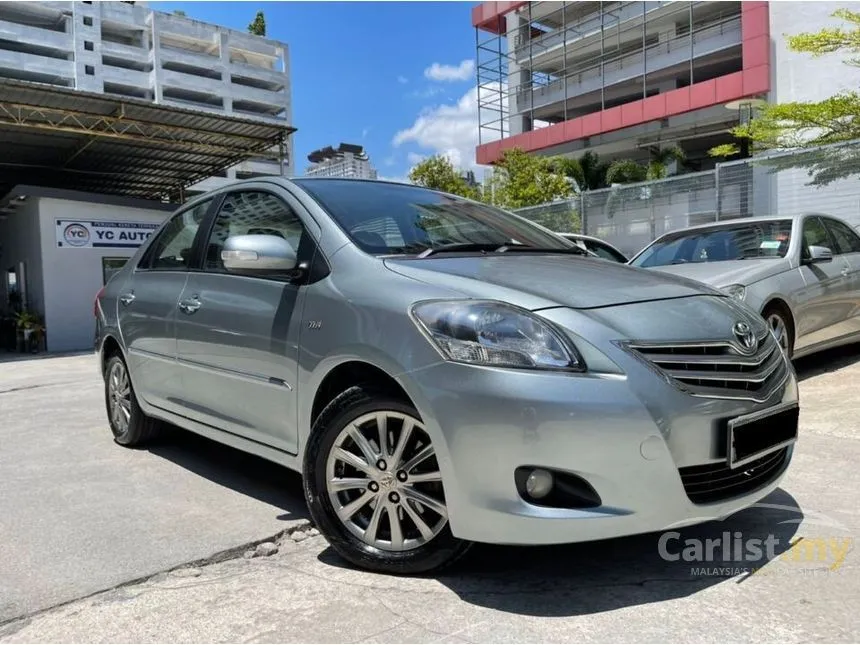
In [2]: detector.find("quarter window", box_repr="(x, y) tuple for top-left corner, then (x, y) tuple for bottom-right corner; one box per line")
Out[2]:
(823, 218), (860, 255)
(145, 199), (211, 270)
(203, 191), (306, 273)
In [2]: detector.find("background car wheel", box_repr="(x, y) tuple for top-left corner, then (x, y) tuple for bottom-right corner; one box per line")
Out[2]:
(104, 353), (161, 447)
(303, 385), (471, 575)
(762, 304), (794, 359)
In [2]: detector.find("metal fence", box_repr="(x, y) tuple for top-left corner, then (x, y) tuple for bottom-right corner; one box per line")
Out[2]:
(514, 139), (860, 259)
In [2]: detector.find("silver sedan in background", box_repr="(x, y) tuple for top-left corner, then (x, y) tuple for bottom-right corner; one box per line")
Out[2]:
(629, 213), (860, 358)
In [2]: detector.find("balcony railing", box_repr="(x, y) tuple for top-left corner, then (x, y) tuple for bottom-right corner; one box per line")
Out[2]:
(513, 1), (673, 63)
(515, 15), (741, 113)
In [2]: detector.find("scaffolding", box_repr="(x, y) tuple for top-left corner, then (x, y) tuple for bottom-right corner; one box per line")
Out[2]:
(476, 1), (744, 151)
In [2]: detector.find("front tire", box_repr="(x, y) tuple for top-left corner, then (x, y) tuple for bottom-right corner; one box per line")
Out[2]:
(104, 353), (161, 447)
(303, 386), (471, 574)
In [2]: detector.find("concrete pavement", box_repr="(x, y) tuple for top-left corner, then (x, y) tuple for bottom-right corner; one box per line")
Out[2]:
(0, 353), (308, 623)
(1, 345), (859, 642)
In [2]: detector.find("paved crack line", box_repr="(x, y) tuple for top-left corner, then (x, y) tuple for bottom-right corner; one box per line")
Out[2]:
(0, 520), (313, 633)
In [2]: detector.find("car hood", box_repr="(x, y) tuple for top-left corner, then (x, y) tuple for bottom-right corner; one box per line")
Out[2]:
(384, 254), (724, 310)
(645, 258), (789, 287)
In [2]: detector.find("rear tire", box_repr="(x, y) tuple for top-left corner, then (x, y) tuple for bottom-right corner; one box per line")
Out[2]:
(104, 353), (161, 447)
(303, 385), (471, 575)
(762, 304), (794, 359)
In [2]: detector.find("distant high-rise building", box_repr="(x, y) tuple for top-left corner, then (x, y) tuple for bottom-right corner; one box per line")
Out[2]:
(305, 143), (377, 179)
(0, 1), (294, 190)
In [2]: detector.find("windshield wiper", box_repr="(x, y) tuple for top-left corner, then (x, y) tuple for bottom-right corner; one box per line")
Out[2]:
(495, 245), (589, 256)
(416, 242), (589, 259)
(415, 243), (505, 258)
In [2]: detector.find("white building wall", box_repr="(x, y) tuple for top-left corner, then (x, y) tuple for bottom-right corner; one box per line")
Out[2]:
(36, 198), (171, 353)
(768, 2), (860, 227)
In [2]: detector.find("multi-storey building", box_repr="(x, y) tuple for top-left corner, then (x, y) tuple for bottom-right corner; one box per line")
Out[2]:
(305, 143), (378, 179)
(472, 1), (858, 172)
(0, 0), (293, 187)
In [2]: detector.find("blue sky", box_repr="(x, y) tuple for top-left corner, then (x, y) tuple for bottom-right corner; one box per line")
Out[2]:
(151, 1), (482, 180)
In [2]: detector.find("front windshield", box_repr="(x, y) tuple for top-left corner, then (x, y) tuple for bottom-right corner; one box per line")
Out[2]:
(291, 179), (573, 255)
(630, 219), (793, 268)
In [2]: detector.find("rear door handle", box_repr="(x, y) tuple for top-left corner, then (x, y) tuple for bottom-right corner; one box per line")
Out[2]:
(119, 292), (135, 306)
(178, 296), (201, 315)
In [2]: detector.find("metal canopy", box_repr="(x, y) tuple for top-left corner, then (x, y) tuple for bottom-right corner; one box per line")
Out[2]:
(0, 78), (296, 201)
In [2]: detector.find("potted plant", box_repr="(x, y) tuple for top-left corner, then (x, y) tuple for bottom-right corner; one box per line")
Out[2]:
(14, 310), (45, 353)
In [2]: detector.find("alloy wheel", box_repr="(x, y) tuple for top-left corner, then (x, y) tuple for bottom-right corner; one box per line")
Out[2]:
(766, 312), (790, 353)
(108, 360), (132, 435)
(325, 411), (447, 552)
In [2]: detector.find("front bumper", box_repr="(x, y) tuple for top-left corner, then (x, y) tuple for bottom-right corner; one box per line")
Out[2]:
(402, 349), (798, 546)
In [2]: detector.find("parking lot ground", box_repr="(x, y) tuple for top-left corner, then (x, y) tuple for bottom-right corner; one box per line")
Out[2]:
(1, 346), (860, 643)
(0, 352), (308, 624)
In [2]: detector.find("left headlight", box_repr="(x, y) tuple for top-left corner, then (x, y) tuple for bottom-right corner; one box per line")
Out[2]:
(721, 283), (746, 300)
(410, 300), (584, 371)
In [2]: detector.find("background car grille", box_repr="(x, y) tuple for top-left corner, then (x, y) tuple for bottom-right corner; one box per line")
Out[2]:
(627, 331), (788, 402)
(678, 448), (789, 504)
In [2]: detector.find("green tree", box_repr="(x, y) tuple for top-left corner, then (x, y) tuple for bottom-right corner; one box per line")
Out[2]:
(605, 159), (647, 185)
(487, 148), (573, 209)
(548, 151), (612, 191)
(645, 145), (685, 180)
(408, 155), (479, 199)
(172, 9), (186, 16)
(248, 11), (266, 36)
(709, 8), (860, 185)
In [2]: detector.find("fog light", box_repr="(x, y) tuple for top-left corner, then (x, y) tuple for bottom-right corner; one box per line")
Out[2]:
(525, 468), (554, 499)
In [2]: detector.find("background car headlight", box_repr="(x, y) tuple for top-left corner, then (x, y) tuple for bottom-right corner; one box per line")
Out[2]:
(721, 284), (746, 300)
(410, 300), (584, 371)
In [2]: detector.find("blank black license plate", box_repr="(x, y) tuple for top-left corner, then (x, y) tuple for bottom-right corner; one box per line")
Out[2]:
(727, 402), (799, 469)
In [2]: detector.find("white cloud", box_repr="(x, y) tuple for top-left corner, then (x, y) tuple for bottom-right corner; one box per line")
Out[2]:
(397, 75), (409, 84)
(410, 86), (446, 99)
(423, 59), (475, 83)
(361, 127), (370, 139)
(392, 84), (502, 174)
(407, 152), (426, 165)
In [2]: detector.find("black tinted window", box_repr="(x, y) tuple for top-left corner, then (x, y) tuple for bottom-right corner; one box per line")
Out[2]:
(204, 191), (306, 272)
(292, 179), (570, 255)
(823, 218), (860, 254)
(146, 199), (211, 270)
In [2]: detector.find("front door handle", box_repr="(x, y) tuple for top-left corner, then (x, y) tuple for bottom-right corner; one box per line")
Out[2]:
(178, 296), (201, 315)
(119, 292), (135, 306)
(841, 266), (850, 277)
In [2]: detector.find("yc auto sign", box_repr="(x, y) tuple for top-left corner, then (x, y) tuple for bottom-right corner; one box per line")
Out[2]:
(56, 219), (160, 249)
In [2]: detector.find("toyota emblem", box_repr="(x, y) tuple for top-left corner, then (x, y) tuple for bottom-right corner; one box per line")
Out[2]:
(732, 321), (758, 353)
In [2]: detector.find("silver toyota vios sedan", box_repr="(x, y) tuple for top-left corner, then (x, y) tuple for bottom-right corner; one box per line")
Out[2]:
(95, 178), (800, 574)
(629, 214), (860, 359)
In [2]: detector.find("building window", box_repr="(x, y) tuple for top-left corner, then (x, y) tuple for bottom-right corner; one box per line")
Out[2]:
(85, 65), (94, 75)
(83, 16), (93, 26)
(84, 41), (94, 51)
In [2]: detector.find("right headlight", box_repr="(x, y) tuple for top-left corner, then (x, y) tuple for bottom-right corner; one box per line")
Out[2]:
(410, 300), (585, 371)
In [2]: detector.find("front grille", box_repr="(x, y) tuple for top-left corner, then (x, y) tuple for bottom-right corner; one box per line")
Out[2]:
(627, 330), (788, 402)
(679, 448), (789, 504)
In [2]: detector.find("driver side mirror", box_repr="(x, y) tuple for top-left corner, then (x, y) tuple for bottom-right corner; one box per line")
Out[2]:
(221, 234), (298, 275)
(805, 245), (833, 265)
